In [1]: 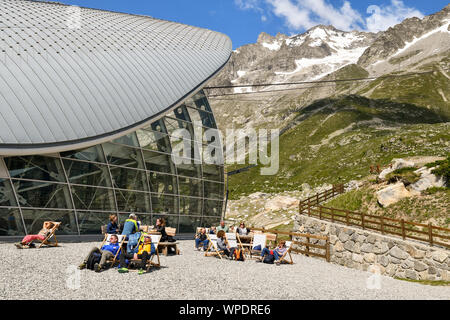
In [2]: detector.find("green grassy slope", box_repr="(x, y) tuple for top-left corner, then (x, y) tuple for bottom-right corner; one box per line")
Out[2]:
(227, 95), (450, 199)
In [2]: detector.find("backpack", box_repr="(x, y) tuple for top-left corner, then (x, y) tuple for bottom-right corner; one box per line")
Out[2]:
(233, 248), (245, 261)
(87, 251), (102, 270)
(263, 253), (275, 264)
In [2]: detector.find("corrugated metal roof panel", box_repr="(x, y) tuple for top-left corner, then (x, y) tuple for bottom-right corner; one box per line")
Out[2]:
(0, 0), (231, 152)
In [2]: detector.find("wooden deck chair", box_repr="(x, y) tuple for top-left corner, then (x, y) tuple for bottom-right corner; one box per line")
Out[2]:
(38, 222), (61, 248)
(250, 233), (267, 259)
(225, 233), (238, 248)
(279, 241), (294, 264)
(99, 233), (126, 267)
(236, 233), (252, 258)
(130, 234), (162, 272)
(265, 233), (277, 248)
(204, 234), (223, 259)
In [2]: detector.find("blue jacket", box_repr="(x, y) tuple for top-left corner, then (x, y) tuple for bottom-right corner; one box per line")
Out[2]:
(106, 222), (118, 234)
(121, 219), (140, 237)
(101, 243), (121, 257)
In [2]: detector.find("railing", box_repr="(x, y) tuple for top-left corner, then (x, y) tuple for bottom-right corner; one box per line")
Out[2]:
(249, 226), (330, 262)
(299, 189), (450, 249)
(298, 184), (345, 213)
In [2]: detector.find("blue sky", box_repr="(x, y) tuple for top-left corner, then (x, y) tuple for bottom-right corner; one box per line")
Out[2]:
(59, 0), (449, 49)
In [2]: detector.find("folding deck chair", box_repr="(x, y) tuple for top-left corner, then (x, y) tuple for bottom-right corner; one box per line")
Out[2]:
(38, 221), (62, 248)
(99, 233), (126, 267)
(250, 233), (267, 259)
(194, 227), (210, 249)
(204, 234), (224, 259)
(279, 241), (294, 264)
(130, 234), (162, 272)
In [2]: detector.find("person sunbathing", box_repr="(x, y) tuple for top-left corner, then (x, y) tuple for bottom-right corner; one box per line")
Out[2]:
(195, 228), (209, 251)
(118, 234), (155, 275)
(15, 221), (56, 249)
(78, 234), (121, 272)
(259, 240), (287, 265)
(216, 230), (236, 258)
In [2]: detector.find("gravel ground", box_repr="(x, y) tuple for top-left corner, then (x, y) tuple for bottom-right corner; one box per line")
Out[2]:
(0, 240), (449, 300)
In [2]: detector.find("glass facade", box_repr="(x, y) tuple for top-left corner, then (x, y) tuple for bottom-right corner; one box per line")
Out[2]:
(0, 91), (225, 236)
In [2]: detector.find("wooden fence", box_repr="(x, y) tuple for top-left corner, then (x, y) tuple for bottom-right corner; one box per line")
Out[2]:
(249, 226), (330, 262)
(298, 186), (450, 249)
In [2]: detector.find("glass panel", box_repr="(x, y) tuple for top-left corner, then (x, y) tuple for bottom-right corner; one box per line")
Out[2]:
(112, 132), (140, 148)
(188, 107), (216, 128)
(61, 145), (106, 163)
(0, 208), (25, 236)
(118, 213), (153, 228)
(109, 166), (148, 191)
(115, 190), (151, 213)
(76, 211), (112, 235)
(5, 156), (65, 182)
(147, 171), (176, 194)
(170, 135), (202, 160)
(203, 181), (224, 200)
(178, 176), (202, 198)
(153, 214), (179, 230)
(142, 150), (173, 174)
(202, 164), (224, 182)
(12, 180), (72, 209)
(136, 129), (171, 153)
(173, 105), (191, 122)
(151, 194), (178, 215)
(204, 200), (223, 217)
(202, 216), (221, 229)
(179, 196), (201, 215)
(164, 117), (190, 136)
(148, 119), (168, 134)
(21, 209), (78, 235)
(63, 159), (112, 187)
(176, 161), (202, 178)
(179, 215), (201, 233)
(102, 142), (144, 169)
(71, 185), (115, 211)
(0, 179), (18, 207)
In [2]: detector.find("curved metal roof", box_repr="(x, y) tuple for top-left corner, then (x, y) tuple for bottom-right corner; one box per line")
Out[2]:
(0, 0), (231, 154)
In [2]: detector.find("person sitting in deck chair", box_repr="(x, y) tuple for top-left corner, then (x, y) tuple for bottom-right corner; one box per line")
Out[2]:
(216, 221), (229, 233)
(209, 226), (217, 234)
(15, 221), (55, 249)
(259, 240), (287, 265)
(195, 228), (209, 251)
(79, 234), (121, 272)
(118, 234), (155, 275)
(236, 222), (250, 236)
(107, 214), (119, 234)
(216, 230), (236, 259)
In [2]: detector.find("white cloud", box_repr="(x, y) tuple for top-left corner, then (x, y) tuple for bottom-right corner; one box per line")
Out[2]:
(235, 0), (424, 33)
(365, 0), (424, 32)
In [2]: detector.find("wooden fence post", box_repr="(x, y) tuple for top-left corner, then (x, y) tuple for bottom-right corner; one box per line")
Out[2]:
(316, 193), (319, 206)
(346, 210), (349, 226)
(361, 212), (365, 230)
(306, 236), (310, 257)
(428, 223), (433, 246)
(308, 198), (311, 217)
(326, 237), (330, 262)
(401, 219), (405, 240)
(380, 217), (384, 234)
(319, 206), (322, 220)
(331, 208), (334, 223)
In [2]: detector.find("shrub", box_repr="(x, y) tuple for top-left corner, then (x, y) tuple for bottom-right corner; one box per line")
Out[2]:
(430, 157), (450, 187)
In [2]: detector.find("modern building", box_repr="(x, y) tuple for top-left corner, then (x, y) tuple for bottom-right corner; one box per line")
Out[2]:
(0, 0), (232, 237)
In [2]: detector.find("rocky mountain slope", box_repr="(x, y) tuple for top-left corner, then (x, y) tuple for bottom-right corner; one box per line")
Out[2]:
(209, 5), (450, 227)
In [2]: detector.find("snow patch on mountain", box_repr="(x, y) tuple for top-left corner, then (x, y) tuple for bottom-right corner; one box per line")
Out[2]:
(262, 41), (281, 51)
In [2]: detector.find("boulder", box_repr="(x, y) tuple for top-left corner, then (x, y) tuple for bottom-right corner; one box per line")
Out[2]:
(379, 158), (415, 179)
(389, 246), (408, 260)
(264, 196), (299, 211)
(409, 167), (446, 195)
(376, 182), (412, 207)
(432, 251), (448, 263)
(414, 261), (428, 272)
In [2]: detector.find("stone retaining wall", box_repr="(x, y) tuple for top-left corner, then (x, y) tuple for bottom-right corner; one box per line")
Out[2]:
(293, 215), (450, 281)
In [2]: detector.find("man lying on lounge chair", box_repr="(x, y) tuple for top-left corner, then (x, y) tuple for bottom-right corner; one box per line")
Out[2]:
(78, 234), (121, 272)
(118, 234), (155, 275)
(15, 221), (56, 249)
